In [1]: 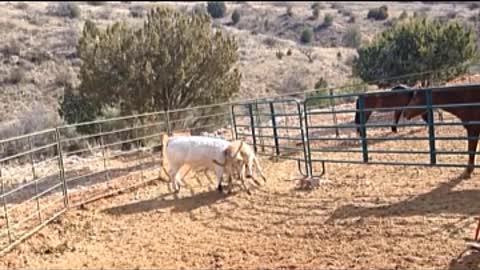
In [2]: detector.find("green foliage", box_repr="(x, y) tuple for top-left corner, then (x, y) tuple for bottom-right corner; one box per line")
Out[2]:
(276, 50), (284, 60)
(342, 26), (362, 48)
(207, 2), (226, 18)
(331, 3), (343, 10)
(263, 19), (270, 31)
(446, 11), (457, 19)
(192, 4), (207, 16)
(58, 84), (98, 134)
(353, 17), (478, 87)
(47, 2), (81, 19)
(468, 2), (480, 10)
(286, 6), (293, 17)
(470, 11), (480, 23)
(300, 28), (313, 44)
(348, 15), (356, 23)
(232, 9), (241, 25)
(77, 7), (240, 130)
(312, 7), (320, 19)
(314, 77), (328, 90)
(311, 2), (324, 10)
(6, 68), (25, 84)
(87, 1), (106, 6)
(367, 5), (388, 21)
(129, 5), (145, 18)
(308, 77), (367, 107)
(307, 77), (329, 107)
(399, 10), (408, 20)
(15, 2), (28, 10)
(338, 8), (353, 17)
(323, 13), (333, 27)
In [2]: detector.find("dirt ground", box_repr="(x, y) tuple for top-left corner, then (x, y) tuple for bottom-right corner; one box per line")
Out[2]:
(3, 105), (480, 269)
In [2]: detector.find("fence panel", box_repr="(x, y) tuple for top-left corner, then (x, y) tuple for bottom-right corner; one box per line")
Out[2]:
(232, 98), (309, 176)
(56, 112), (167, 206)
(304, 85), (480, 176)
(0, 129), (67, 255)
(2, 82), (480, 257)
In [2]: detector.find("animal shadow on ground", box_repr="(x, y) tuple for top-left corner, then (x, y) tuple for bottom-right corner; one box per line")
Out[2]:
(327, 174), (480, 225)
(103, 189), (231, 216)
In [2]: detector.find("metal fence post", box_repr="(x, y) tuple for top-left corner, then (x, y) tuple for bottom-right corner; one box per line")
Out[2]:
(358, 95), (369, 163)
(329, 89), (340, 138)
(98, 124), (110, 181)
(254, 101), (264, 152)
(426, 89), (437, 165)
(297, 101), (311, 177)
(165, 110), (172, 136)
(27, 137), (42, 222)
(269, 102), (280, 157)
(54, 128), (68, 208)
(227, 105), (236, 140)
(282, 102), (291, 147)
(0, 168), (12, 243)
(230, 105), (238, 140)
(134, 117), (145, 181)
(248, 103), (257, 153)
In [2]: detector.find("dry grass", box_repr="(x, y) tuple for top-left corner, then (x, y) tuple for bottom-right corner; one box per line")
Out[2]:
(0, 1), (478, 142)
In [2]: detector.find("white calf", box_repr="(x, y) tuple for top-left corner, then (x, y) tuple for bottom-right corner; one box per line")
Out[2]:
(213, 140), (267, 194)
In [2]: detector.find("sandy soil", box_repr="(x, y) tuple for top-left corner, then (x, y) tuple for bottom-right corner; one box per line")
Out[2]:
(4, 77), (480, 269)
(2, 127), (480, 269)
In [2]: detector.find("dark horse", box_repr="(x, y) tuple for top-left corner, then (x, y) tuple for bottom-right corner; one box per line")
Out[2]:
(354, 85), (429, 135)
(403, 84), (480, 179)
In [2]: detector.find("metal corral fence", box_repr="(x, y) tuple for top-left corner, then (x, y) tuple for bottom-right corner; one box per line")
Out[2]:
(303, 83), (480, 176)
(231, 98), (310, 176)
(2, 81), (480, 256)
(231, 83), (480, 179)
(0, 103), (234, 256)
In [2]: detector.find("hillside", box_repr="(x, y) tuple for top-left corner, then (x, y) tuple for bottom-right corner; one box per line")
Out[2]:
(0, 1), (479, 139)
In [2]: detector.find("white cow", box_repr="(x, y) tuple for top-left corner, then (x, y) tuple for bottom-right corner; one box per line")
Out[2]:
(161, 134), (231, 193)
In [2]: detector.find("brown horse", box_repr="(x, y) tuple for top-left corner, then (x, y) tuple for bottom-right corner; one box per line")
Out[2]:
(403, 85), (480, 179)
(354, 85), (429, 135)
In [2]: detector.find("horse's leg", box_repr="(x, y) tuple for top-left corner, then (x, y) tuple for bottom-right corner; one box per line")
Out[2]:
(437, 110), (444, 122)
(459, 128), (480, 179)
(392, 110), (402, 133)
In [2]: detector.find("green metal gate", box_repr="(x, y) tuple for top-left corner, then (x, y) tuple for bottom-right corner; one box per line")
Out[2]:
(303, 85), (480, 176)
(231, 99), (310, 176)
